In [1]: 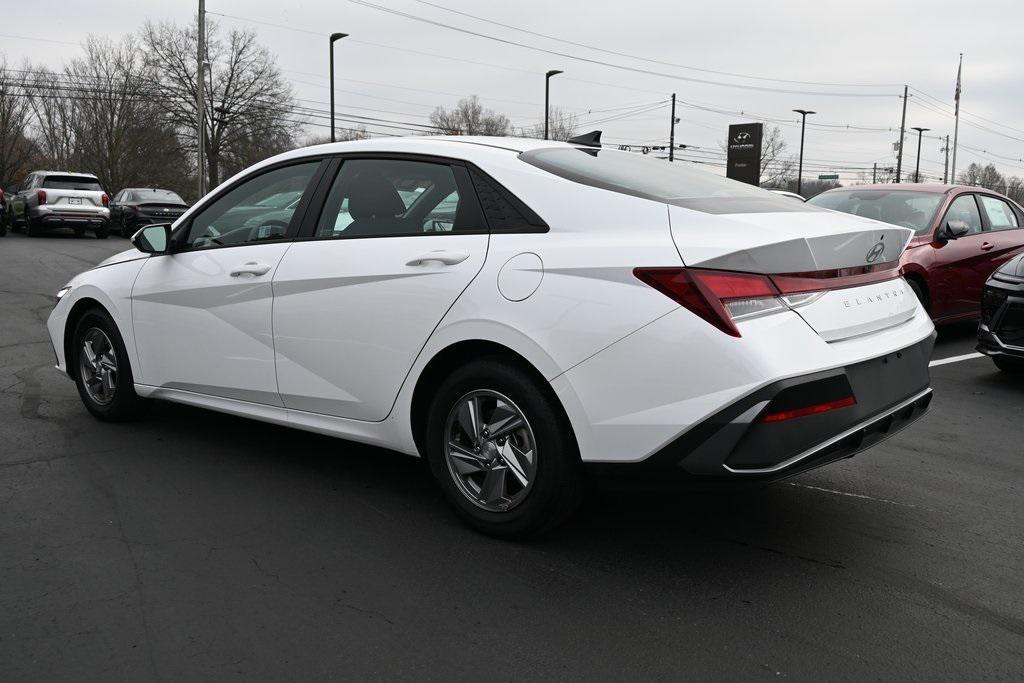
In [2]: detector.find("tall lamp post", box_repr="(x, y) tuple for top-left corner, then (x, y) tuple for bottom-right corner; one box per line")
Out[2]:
(792, 109), (815, 196)
(544, 69), (563, 140)
(911, 127), (930, 183)
(329, 32), (348, 143)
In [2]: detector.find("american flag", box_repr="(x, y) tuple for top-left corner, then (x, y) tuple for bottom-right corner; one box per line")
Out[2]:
(955, 58), (962, 103)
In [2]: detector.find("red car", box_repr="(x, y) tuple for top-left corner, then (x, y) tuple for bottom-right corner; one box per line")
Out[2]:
(809, 184), (1024, 323)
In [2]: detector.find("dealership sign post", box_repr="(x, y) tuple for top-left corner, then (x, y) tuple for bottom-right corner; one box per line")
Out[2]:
(726, 123), (763, 186)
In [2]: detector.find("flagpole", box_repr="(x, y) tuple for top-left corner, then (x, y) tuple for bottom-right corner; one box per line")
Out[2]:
(951, 53), (963, 183)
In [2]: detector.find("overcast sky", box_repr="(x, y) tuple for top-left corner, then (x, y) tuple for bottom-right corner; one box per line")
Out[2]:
(4, 0), (1023, 183)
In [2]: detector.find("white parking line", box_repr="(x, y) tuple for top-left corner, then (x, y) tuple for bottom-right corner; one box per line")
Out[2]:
(929, 352), (984, 367)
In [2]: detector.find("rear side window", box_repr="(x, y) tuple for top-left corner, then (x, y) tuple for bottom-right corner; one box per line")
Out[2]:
(469, 169), (548, 232)
(313, 159), (485, 239)
(979, 196), (1020, 231)
(42, 175), (103, 191)
(519, 147), (821, 214)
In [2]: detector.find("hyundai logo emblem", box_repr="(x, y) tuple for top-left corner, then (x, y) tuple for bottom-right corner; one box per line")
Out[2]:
(865, 241), (886, 263)
(733, 132), (751, 144)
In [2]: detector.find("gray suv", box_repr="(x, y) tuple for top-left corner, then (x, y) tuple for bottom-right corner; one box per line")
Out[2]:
(9, 171), (111, 238)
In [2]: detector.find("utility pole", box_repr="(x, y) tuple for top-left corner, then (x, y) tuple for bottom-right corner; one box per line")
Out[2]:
(942, 134), (950, 183)
(895, 85), (908, 184)
(669, 94), (678, 162)
(793, 109), (815, 196)
(873, 162), (877, 183)
(911, 127), (930, 183)
(544, 70), (563, 140)
(329, 33), (348, 143)
(197, 0), (206, 197)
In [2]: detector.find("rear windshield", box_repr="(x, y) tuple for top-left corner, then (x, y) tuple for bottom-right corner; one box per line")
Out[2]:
(43, 175), (103, 192)
(134, 189), (184, 203)
(807, 189), (943, 234)
(518, 147), (822, 214)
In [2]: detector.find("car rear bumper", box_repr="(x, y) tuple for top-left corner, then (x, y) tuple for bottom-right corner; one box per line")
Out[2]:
(639, 333), (933, 478)
(31, 206), (109, 227)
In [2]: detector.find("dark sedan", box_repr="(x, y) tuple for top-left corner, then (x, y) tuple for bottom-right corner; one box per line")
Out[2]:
(109, 188), (189, 236)
(808, 184), (1024, 323)
(978, 252), (1024, 372)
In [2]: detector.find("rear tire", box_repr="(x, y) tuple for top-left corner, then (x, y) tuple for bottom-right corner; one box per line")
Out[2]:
(424, 357), (583, 538)
(994, 356), (1024, 374)
(71, 308), (149, 422)
(94, 223), (109, 239)
(25, 213), (41, 237)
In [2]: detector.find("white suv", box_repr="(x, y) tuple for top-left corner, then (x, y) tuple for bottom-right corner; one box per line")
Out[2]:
(10, 171), (110, 238)
(47, 135), (935, 537)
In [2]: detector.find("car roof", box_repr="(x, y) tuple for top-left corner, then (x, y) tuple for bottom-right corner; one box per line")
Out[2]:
(820, 183), (981, 195)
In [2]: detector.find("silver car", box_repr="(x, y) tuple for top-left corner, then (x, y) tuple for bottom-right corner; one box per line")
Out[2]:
(9, 171), (111, 238)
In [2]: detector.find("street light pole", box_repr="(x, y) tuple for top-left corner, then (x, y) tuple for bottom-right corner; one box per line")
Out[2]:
(197, 0), (206, 198)
(669, 93), (678, 162)
(544, 70), (563, 140)
(911, 127), (930, 183)
(895, 85), (909, 183)
(329, 32), (348, 143)
(793, 109), (815, 196)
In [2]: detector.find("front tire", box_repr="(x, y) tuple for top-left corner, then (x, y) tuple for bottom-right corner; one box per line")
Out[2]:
(72, 308), (149, 421)
(424, 358), (583, 538)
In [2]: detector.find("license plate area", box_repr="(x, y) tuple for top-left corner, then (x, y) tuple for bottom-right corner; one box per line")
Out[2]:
(67, 197), (83, 205)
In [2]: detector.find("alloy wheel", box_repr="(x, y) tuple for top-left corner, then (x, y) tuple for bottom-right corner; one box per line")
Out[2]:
(78, 327), (118, 406)
(443, 390), (538, 512)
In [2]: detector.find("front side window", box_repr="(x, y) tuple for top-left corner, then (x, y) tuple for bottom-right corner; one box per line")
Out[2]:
(808, 189), (944, 234)
(944, 194), (984, 235)
(313, 159), (480, 239)
(519, 147), (822, 214)
(184, 162), (319, 250)
(979, 195), (1020, 231)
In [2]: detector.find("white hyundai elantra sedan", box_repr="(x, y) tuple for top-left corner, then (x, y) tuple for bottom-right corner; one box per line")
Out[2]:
(47, 134), (935, 537)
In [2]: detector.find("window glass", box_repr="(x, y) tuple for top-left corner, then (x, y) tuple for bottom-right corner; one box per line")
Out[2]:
(808, 189), (943, 234)
(42, 175), (103, 191)
(185, 162), (318, 249)
(979, 195), (1020, 230)
(314, 159), (475, 239)
(134, 189), (185, 204)
(519, 147), (823, 214)
(944, 194), (983, 235)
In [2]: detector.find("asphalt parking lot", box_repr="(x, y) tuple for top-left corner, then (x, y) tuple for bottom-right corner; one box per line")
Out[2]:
(1, 230), (1022, 680)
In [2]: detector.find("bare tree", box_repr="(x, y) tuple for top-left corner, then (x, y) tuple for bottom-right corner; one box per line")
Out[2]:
(62, 36), (186, 195)
(430, 96), (511, 136)
(0, 58), (39, 188)
(759, 126), (794, 186)
(25, 67), (78, 170)
(958, 162), (1006, 192)
(520, 106), (578, 141)
(141, 19), (299, 189)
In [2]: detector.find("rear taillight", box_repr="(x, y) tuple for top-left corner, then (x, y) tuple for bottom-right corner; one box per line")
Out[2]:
(101, 193), (109, 207)
(0, 189), (5, 203)
(633, 267), (782, 337)
(634, 264), (901, 337)
(37, 189), (46, 205)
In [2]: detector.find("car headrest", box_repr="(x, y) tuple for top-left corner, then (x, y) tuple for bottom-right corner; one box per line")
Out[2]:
(347, 171), (406, 220)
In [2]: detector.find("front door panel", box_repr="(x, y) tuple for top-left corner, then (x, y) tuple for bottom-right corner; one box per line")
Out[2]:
(132, 244), (293, 404)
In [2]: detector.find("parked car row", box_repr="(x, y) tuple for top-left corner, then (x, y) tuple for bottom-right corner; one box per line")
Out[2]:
(807, 183), (1024, 373)
(1, 171), (188, 239)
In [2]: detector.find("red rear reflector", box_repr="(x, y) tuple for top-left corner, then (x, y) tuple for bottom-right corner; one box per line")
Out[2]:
(761, 396), (857, 423)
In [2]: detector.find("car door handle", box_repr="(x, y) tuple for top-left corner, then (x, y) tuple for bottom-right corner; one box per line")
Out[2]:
(981, 242), (994, 251)
(230, 262), (272, 277)
(406, 250), (470, 266)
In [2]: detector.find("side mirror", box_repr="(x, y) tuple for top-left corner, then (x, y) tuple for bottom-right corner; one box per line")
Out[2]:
(940, 220), (970, 241)
(131, 223), (172, 254)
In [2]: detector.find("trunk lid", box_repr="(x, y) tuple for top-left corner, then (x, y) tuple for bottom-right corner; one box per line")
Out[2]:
(137, 202), (188, 218)
(668, 206), (917, 342)
(47, 188), (106, 210)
